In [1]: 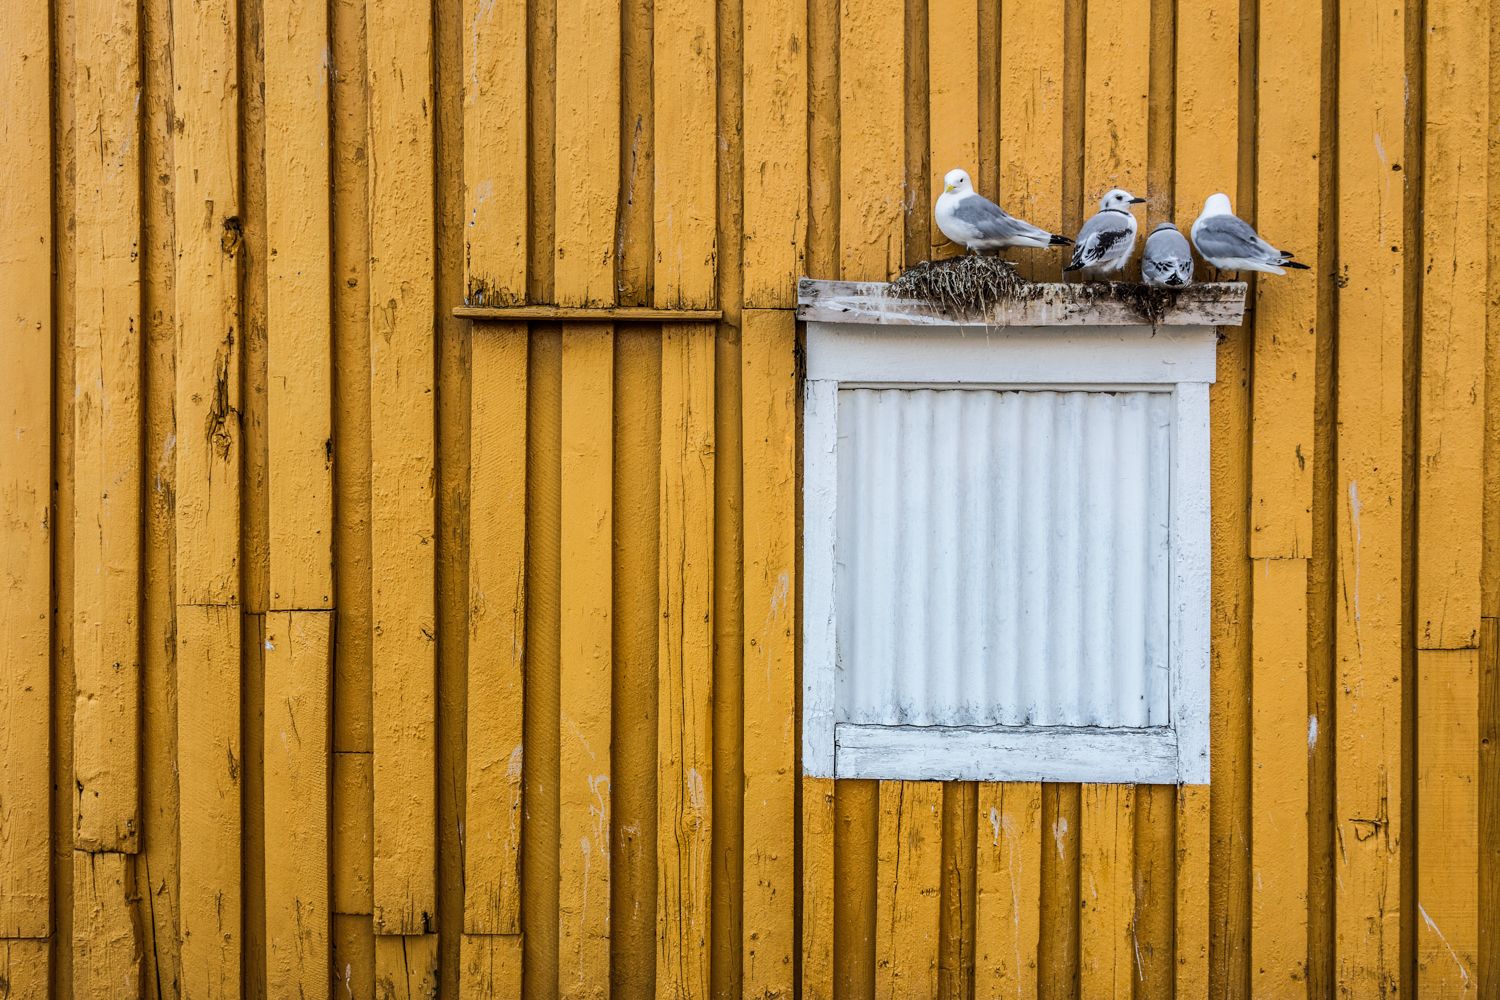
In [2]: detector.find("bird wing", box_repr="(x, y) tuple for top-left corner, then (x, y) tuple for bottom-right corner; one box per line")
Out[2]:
(1066, 213), (1133, 269)
(1192, 213), (1278, 263)
(1143, 227), (1193, 280)
(951, 195), (1051, 244)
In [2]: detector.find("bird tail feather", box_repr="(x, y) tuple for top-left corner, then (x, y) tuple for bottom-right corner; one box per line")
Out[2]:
(1050, 233), (1073, 246)
(1282, 260), (1311, 270)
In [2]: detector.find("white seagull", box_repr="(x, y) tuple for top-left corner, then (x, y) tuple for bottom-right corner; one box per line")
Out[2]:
(1141, 223), (1194, 286)
(1190, 193), (1310, 275)
(1064, 189), (1146, 278)
(933, 168), (1072, 254)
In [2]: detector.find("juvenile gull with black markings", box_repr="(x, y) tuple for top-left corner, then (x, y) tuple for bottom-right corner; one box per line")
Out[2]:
(1142, 222), (1194, 287)
(934, 168), (1073, 254)
(1064, 188), (1146, 278)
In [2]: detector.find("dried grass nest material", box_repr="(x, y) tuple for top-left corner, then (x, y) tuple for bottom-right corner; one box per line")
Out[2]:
(887, 255), (1189, 324)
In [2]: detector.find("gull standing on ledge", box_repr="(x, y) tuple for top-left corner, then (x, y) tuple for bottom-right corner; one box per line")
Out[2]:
(1190, 193), (1310, 275)
(1064, 189), (1147, 278)
(934, 168), (1073, 254)
(1141, 222), (1194, 286)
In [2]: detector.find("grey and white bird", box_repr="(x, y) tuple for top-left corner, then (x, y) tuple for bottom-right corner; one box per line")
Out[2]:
(1190, 193), (1310, 275)
(933, 168), (1073, 253)
(1141, 222), (1194, 286)
(1063, 189), (1147, 278)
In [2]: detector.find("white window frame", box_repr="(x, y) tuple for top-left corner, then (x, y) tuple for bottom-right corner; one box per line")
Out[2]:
(801, 302), (1219, 785)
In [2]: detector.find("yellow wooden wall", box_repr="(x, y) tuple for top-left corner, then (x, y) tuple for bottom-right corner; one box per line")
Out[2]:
(2, 0), (1499, 997)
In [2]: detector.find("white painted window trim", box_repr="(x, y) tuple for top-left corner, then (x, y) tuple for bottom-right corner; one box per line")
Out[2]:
(802, 318), (1217, 785)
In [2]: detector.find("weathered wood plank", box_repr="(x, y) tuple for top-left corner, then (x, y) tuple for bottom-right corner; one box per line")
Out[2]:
(177, 604), (242, 998)
(838, 0), (905, 281)
(1251, 559), (1310, 994)
(1416, 648), (1479, 995)
(554, 0), (620, 306)
(653, 0), (718, 306)
(459, 933), (524, 999)
(1079, 784), (1134, 999)
(333, 750), (374, 915)
(1083, 0), (1150, 212)
(998, 0), (1066, 280)
(656, 324), (716, 1000)
(465, 325), (528, 935)
(874, 781), (943, 1000)
(741, 0), (808, 306)
(73, 0), (144, 854)
(559, 326), (614, 998)
(333, 914), (376, 1000)
(974, 782), (1041, 998)
(0, 0), (53, 935)
(795, 278), (1247, 327)
(264, 0), (334, 610)
(801, 777), (836, 1000)
(462, 0), (528, 304)
(740, 310), (797, 1000)
(72, 851), (141, 999)
(927, 0), (979, 260)
(367, 0), (438, 934)
(1416, 0), (1487, 649)
(263, 610), (332, 996)
(0, 939), (49, 1000)
(373, 933), (438, 1000)
(1175, 783), (1210, 999)
(1334, 0), (1408, 992)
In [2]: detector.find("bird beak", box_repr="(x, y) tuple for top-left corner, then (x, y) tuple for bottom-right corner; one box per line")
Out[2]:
(1130, 197), (1147, 204)
(943, 183), (955, 193)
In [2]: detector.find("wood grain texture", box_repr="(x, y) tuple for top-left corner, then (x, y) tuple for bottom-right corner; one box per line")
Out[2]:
(1083, 0), (1150, 211)
(801, 777), (836, 1000)
(263, 611), (332, 996)
(367, 0), (438, 935)
(838, 0), (905, 281)
(926, 0), (978, 258)
(334, 751), (375, 915)
(462, 0), (528, 304)
(0, 940), (48, 1000)
(740, 310), (797, 1000)
(460, 933), (524, 999)
(1334, 0), (1408, 993)
(998, 0), (1066, 280)
(1251, 559), (1310, 995)
(0, 0), (53, 936)
(1078, 785), (1134, 999)
(874, 781), (943, 1000)
(171, 0), (242, 608)
(653, 0), (718, 306)
(974, 782), (1041, 998)
(264, 0), (334, 610)
(1416, 0), (1487, 649)
(72, 851), (141, 999)
(1175, 784), (1210, 1000)
(465, 324), (528, 935)
(1416, 648), (1479, 995)
(177, 604), (242, 998)
(655, 325), (715, 1000)
(1172, 0), (1239, 235)
(554, 0), (620, 305)
(741, 0), (808, 306)
(73, 0), (143, 855)
(333, 914), (377, 999)
(373, 933), (438, 1000)
(1251, 0), (1322, 558)
(559, 326), (614, 998)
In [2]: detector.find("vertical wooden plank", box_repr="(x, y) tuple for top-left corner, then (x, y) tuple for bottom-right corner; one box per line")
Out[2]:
(874, 781), (943, 1000)
(333, 914), (377, 1000)
(1083, 0), (1149, 207)
(1078, 785), (1134, 999)
(374, 933), (439, 1000)
(72, 852), (141, 998)
(177, 604), (242, 997)
(263, 611), (332, 996)
(465, 325), (528, 935)
(171, 0), (242, 609)
(462, 0), (528, 304)
(73, 0), (143, 854)
(1478, 620), (1498, 998)
(0, 940), (49, 1000)
(805, 0), (840, 280)
(460, 933), (525, 999)
(1416, 0), (1487, 649)
(801, 777), (837, 1000)
(838, 0), (905, 280)
(927, 0), (979, 256)
(553, 0), (619, 305)
(367, 0), (437, 936)
(740, 310), (797, 1000)
(997, 0), (1065, 280)
(741, 0), (808, 307)
(1251, 559), (1311, 994)
(558, 327), (614, 998)
(1251, 0), (1322, 558)
(334, 751), (375, 916)
(974, 782), (1041, 999)
(654, 0), (718, 307)
(265, 0), (334, 610)
(1416, 648), (1479, 995)
(1335, 0), (1407, 993)
(1173, 0), (1239, 234)
(0, 0), (52, 936)
(1175, 784), (1210, 1000)
(656, 325), (715, 1000)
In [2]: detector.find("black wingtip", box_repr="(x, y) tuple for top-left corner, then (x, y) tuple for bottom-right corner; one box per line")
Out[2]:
(1062, 262), (1082, 273)
(1050, 233), (1074, 246)
(1283, 260), (1311, 270)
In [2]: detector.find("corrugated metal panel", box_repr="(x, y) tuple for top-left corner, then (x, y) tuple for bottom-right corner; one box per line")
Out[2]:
(835, 387), (1172, 728)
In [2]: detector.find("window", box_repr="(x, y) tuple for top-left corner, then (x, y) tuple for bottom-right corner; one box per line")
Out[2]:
(800, 280), (1233, 784)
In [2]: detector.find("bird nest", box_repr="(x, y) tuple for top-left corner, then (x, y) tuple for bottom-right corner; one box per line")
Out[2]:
(888, 255), (1189, 325)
